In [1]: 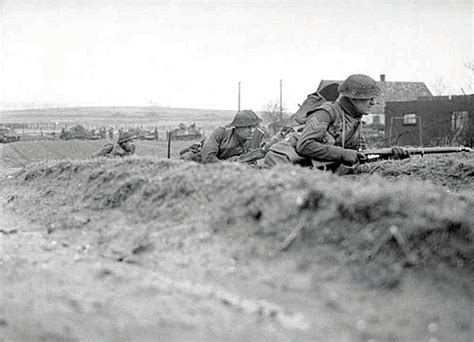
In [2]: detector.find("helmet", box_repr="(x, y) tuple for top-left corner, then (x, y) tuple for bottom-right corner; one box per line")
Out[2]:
(338, 74), (381, 99)
(117, 131), (137, 144)
(230, 110), (262, 127)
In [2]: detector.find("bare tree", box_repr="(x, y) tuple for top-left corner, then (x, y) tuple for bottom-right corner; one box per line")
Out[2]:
(430, 75), (449, 96)
(261, 100), (290, 136)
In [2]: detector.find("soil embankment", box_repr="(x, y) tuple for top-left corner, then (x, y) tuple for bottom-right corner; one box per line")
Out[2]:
(1, 156), (473, 341)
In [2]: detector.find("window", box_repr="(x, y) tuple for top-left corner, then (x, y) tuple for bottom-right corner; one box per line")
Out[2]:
(372, 115), (380, 125)
(403, 113), (417, 125)
(452, 111), (468, 131)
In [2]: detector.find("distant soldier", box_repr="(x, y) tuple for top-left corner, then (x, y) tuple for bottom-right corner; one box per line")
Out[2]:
(91, 131), (137, 158)
(180, 110), (263, 163)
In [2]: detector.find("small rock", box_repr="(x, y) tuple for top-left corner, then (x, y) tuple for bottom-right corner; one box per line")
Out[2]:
(175, 258), (190, 267)
(295, 196), (304, 206)
(95, 268), (113, 279)
(198, 232), (211, 242)
(428, 322), (438, 333)
(285, 274), (312, 292)
(47, 224), (55, 234)
(225, 266), (237, 275)
(355, 319), (367, 331)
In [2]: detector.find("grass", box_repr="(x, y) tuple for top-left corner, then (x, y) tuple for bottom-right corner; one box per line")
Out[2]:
(1, 139), (194, 167)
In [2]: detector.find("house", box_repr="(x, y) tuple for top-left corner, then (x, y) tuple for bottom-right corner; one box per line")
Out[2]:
(384, 94), (473, 147)
(316, 74), (433, 125)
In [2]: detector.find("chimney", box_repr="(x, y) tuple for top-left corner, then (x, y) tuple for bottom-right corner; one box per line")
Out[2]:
(380, 74), (386, 82)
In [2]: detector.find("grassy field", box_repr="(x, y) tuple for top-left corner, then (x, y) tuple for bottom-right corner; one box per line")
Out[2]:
(1, 139), (192, 167)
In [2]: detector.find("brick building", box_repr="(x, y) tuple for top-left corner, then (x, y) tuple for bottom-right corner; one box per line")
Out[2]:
(385, 94), (473, 147)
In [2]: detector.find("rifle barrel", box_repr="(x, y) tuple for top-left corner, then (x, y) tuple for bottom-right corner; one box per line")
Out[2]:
(363, 146), (472, 156)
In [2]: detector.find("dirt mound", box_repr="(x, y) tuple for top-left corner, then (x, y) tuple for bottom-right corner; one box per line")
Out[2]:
(370, 154), (474, 192)
(4, 156), (473, 289)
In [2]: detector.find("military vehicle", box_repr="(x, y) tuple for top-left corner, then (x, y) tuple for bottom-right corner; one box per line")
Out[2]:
(59, 125), (101, 140)
(170, 123), (202, 140)
(0, 126), (21, 143)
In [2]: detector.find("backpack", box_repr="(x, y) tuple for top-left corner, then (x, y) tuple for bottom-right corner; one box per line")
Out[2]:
(292, 82), (340, 125)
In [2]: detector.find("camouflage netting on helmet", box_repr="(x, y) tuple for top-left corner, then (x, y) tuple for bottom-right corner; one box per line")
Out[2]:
(338, 74), (381, 99)
(230, 110), (262, 127)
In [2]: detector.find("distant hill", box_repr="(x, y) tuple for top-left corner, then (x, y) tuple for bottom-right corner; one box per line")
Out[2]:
(0, 106), (237, 131)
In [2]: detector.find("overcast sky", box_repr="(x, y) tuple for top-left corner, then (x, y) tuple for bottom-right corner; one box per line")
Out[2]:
(0, 0), (472, 111)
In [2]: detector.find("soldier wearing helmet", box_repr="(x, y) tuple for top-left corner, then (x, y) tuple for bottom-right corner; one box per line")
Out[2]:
(180, 110), (262, 163)
(263, 74), (409, 171)
(91, 131), (137, 158)
(293, 74), (409, 173)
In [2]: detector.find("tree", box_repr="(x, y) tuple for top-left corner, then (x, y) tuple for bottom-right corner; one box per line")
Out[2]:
(430, 75), (449, 96)
(261, 100), (291, 136)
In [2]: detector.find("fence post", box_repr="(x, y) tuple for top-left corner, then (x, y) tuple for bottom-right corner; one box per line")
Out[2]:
(167, 131), (172, 159)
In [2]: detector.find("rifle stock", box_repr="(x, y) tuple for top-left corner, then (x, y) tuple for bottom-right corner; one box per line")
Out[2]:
(238, 147), (267, 163)
(362, 146), (473, 161)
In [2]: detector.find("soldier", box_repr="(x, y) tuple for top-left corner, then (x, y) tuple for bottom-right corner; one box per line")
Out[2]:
(91, 131), (137, 158)
(263, 74), (409, 172)
(180, 110), (262, 163)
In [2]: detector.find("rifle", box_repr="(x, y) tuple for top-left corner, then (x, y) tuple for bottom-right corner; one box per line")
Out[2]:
(238, 147), (267, 164)
(362, 146), (473, 162)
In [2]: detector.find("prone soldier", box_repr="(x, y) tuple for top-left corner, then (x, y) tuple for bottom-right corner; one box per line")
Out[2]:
(91, 131), (137, 158)
(180, 110), (264, 164)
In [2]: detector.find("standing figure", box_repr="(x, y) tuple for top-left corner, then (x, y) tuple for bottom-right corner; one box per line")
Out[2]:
(91, 131), (137, 158)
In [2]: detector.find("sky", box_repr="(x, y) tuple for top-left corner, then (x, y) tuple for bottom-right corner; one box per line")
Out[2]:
(0, 0), (472, 112)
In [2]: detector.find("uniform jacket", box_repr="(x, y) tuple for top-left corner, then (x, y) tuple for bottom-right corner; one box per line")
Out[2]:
(91, 143), (135, 158)
(296, 97), (364, 164)
(201, 126), (251, 163)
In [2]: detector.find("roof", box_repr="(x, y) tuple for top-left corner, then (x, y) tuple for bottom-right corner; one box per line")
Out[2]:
(316, 79), (433, 115)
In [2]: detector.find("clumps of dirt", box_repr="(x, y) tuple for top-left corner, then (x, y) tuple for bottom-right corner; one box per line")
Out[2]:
(3, 155), (473, 289)
(209, 165), (474, 287)
(372, 154), (474, 191)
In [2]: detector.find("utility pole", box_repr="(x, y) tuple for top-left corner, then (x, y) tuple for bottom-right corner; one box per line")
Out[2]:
(279, 79), (283, 118)
(238, 81), (241, 113)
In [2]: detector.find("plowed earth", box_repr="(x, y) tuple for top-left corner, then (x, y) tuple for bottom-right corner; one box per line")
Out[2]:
(0, 145), (473, 342)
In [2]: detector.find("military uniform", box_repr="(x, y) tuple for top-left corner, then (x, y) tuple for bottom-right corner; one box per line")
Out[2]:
(91, 143), (135, 158)
(180, 110), (262, 163)
(296, 97), (365, 169)
(91, 131), (136, 158)
(263, 74), (380, 171)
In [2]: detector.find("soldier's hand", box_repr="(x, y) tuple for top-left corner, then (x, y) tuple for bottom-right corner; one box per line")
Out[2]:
(341, 149), (366, 166)
(391, 146), (410, 159)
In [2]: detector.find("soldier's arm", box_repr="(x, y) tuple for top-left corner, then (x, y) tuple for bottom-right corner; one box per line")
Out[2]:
(90, 144), (113, 158)
(296, 110), (351, 162)
(201, 127), (226, 163)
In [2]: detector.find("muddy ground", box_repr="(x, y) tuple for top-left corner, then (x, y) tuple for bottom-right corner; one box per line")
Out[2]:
(0, 146), (473, 342)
